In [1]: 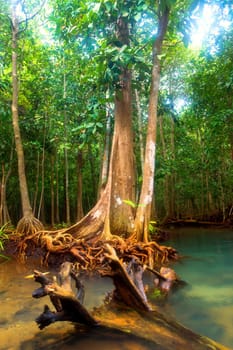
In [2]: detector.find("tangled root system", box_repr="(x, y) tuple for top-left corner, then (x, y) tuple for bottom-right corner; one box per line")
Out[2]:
(16, 215), (44, 236)
(16, 226), (179, 270)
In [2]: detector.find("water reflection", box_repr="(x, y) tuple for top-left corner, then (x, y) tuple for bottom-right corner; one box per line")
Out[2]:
(166, 228), (233, 348)
(1, 228), (233, 349)
(20, 326), (160, 350)
(0, 259), (155, 350)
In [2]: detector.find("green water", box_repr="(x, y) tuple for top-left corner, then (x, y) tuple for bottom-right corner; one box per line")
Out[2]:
(165, 228), (233, 349)
(0, 259), (153, 350)
(1, 228), (233, 349)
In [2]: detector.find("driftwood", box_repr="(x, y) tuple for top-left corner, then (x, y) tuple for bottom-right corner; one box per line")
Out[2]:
(32, 261), (98, 329)
(31, 245), (229, 350)
(101, 244), (152, 311)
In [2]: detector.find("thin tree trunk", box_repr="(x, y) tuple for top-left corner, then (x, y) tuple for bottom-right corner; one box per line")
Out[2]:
(11, 3), (43, 235)
(11, 6), (32, 218)
(55, 152), (60, 224)
(0, 164), (11, 226)
(64, 143), (70, 224)
(0, 139), (14, 225)
(63, 68), (70, 225)
(134, 7), (170, 242)
(0, 166), (5, 226)
(38, 115), (46, 220)
(218, 172), (225, 222)
(135, 89), (144, 172)
(158, 116), (170, 221)
(33, 151), (40, 215)
(50, 154), (55, 227)
(170, 116), (175, 217)
(88, 144), (97, 201)
(37, 154), (45, 221)
(99, 96), (111, 197)
(76, 151), (84, 221)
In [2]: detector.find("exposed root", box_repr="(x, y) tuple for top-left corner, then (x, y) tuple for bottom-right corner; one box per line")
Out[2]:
(16, 215), (44, 236)
(15, 224), (179, 270)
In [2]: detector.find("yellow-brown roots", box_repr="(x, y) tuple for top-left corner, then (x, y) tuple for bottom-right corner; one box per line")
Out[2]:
(16, 227), (178, 269)
(16, 215), (44, 236)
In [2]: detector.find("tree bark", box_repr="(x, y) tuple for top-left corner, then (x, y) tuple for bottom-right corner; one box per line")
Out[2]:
(99, 95), (111, 197)
(158, 116), (170, 220)
(0, 164), (11, 225)
(38, 114), (46, 220)
(55, 152), (60, 223)
(57, 15), (135, 240)
(76, 151), (84, 221)
(108, 16), (135, 235)
(50, 154), (55, 227)
(11, 2), (43, 235)
(63, 68), (70, 225)
(135, 89), (144, 172)
(134, 7), (170, 242)
(11, 6), (32, 219)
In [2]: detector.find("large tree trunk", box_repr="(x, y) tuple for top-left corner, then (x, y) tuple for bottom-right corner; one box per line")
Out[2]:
(49, 16), (135, 240)
(11, 2), (43, 235)
(134, 6), (170, 242)
(108, 17), (135, 235)
(109, 70), (135, 235)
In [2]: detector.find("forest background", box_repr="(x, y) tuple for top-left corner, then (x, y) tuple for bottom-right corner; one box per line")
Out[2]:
(0, 0), (232, 235)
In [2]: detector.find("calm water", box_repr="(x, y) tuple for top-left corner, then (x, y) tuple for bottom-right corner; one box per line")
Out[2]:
(0, 259), (154, 350)
(166, 228), (233, 349)
(0, 228), (233, 349)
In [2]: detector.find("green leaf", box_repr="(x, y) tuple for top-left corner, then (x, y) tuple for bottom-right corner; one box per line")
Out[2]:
(123, 199), (137, 208)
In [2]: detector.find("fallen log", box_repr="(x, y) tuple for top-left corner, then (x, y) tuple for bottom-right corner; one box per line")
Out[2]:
(93, 304), (229, 350)
(32, 262), (98, 329)
(101, 243), (152, 311)
(31, 246), (229, 350)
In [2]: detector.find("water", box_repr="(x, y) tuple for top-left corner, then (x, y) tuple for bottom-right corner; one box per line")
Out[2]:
(0, 228), (233, 349)
(0, 259), (154, 350)
(165, 228), (233, 349)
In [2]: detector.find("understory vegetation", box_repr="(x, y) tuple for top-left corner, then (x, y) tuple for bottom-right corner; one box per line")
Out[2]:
(0, 0), (232, 230)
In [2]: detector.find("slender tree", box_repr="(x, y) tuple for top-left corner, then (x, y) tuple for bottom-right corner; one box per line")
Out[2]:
(134, 3), (170, 242)
(11, 0), (43, 235)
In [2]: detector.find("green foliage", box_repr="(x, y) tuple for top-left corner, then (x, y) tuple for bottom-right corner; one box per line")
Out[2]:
(148, 220), (157, 234)
(149, 288), (162, 300)
(0, 223), (10, 260)
(0, 0), (232, 226)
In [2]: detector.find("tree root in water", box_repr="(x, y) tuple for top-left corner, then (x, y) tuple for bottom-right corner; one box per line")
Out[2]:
(16, 227), (179, 270)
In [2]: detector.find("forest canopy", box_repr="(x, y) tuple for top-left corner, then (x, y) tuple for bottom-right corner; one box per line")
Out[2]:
(0, 0), (232, 231)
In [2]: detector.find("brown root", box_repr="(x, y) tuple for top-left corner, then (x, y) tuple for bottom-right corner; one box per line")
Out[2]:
(16, 215), (44, 236)
(15, 222), (179, 271)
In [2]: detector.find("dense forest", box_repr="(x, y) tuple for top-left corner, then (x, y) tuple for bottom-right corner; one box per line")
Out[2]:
(0, 0), (232, 236)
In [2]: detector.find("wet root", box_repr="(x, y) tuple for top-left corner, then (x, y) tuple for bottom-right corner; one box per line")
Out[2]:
(16, 215), (44, 237)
